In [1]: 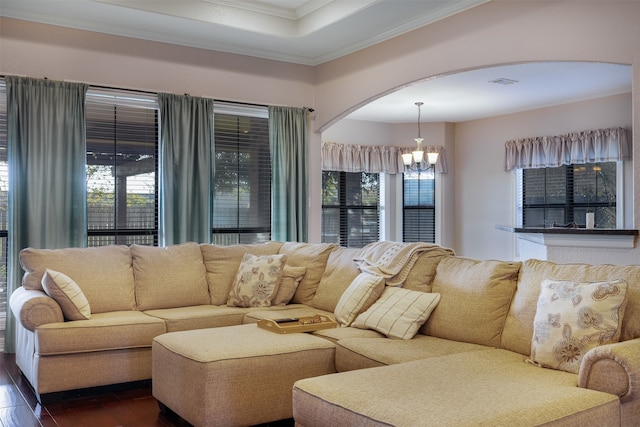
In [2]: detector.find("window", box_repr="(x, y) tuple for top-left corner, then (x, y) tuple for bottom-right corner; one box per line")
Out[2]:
(212, 103), (271, 244)
(403, 172), (435, 243)
(521, 162), (617, 228)
(321, 171), (379, 248)
(85, 90), (159, 246)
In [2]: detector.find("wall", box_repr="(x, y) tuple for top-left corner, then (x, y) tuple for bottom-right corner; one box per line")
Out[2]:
(455, 93), (633, 261)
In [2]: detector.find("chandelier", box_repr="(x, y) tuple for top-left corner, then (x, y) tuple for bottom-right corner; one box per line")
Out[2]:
(402, 102), (438, 172)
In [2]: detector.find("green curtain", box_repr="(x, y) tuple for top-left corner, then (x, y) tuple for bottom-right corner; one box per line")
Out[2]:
(5, 76), (88, 352)
(269, 106), (309, 242)
(158, 93), (214, 245)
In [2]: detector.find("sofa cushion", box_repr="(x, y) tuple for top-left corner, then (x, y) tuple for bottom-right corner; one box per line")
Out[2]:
(423, 256), (521, 347)
(200, 242), (284, 305)
(310, 246), (361, 312)
(334, 272), (385, 326)
(41, 269), (91, 320)
(530, 278), (628, 374)
(144, 305), (250, 332)
(227, 253), (287, 308)
(352, 287), (440, 340)
(20, 245), (135, 313)
(501, 259), (640, 356)
(132, 242), (209, 310)
(293, 349), (620, 427)
(335, 334), (491, 372)
(36, 311), (166, 355)
(272, 265), (306, 306)
(279, 242), (335, 304)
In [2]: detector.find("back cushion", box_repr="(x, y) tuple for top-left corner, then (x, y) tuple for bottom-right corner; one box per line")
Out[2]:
(422, 256), (521, 347)
(279, 242), (336, 304)
(310, 246), (361, 312)
(501, 259), (640, 356)
(132, 242), (209, 310)
(200, 242), (284, 305)
(19, 245), (135, 313)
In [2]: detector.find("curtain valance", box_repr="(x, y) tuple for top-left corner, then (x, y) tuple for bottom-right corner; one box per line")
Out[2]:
(322, 142), (447, 175)
(504, 127), (631, 171)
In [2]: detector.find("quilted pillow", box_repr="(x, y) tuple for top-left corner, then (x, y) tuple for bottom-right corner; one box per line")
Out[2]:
(272, 265), (306, 306)
(334, 272), (385, 326)
(227, 253), (287, 308)
(41, 269), (91, 320)
(352, 287), (440, 339)
(530, 278), (628, 374)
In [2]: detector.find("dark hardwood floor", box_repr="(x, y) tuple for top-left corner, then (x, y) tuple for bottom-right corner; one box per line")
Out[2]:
(0, 353), (294, 427)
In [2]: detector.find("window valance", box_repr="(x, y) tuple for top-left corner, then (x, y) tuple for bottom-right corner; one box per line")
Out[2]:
(504, 127), (631, 171)
(322, 142), (447, 175)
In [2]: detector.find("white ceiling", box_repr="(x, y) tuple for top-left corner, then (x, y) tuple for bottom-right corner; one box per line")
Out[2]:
(0, 0), (632, 123)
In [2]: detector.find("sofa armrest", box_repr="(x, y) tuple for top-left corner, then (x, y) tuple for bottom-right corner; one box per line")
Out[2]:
(578, 338), (640, 403)
(9, 286), (64, 331)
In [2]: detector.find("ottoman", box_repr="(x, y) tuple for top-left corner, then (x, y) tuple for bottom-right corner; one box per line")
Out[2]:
(152, 323), (336, 426)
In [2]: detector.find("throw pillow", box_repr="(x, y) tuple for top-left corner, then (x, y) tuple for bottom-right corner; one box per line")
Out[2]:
(41, 269), (91, 320)
(334, 272), (385, 326)
(227, 253), (287, 308)
(272, 265), (307, 306)
(530, 278), (628, 374)
(352, 287), (441, 339)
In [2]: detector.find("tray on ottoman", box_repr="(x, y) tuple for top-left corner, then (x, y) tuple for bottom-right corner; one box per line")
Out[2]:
(258, 314), (337, 334)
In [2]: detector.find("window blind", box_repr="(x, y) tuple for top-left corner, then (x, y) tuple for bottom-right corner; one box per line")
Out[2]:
(321, 171), (379, 248)
(85, 89), (159, 246)
(403, 173), (435, 243)
(212, 103), (271, 244)
(522, 162), (616, 228)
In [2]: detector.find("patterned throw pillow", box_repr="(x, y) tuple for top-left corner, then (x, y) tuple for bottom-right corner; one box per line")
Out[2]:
(334, 272), (385, 326)
(41, 269), (91, 320)
(227, 253), (286, 308)
(530, 278), (628, 374)
(272, 265), (306, 306)
(352, 287), (441, 339)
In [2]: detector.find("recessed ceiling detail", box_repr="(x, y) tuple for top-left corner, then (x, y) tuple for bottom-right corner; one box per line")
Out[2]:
(0, 0), (489, 65)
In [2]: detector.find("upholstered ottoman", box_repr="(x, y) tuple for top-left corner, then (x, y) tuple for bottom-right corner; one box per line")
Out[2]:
(152, 323), (336, 426)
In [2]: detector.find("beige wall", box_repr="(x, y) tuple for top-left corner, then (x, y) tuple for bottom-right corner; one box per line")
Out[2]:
(2, 1), (639, 261)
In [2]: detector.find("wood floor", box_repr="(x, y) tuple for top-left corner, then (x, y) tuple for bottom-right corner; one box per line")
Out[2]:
(0, 353), (295, 427)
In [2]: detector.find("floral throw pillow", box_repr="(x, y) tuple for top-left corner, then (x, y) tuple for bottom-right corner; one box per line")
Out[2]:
(227, 253), (286, 308)
(530, 278), (628, 374)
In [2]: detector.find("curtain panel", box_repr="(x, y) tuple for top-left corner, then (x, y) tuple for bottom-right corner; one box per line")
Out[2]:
(504, 127), (631, 171)
(269, 106), (308, 242)
(322, 142), (447, 174)
(5, 76), (88, 352)
(158, 93), (214, 245)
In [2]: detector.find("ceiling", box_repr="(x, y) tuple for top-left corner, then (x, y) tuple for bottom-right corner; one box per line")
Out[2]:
(0, 0), (632, 123)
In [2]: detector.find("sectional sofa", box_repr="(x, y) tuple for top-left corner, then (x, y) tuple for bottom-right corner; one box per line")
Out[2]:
(9, 241), (640, 426)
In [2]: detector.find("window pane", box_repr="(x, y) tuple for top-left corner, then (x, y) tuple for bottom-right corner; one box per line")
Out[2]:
(522, 162), (616, 228)
(403, 173), (435, 243)
(0, 82), (7, 351)
(321, 171), (379, 247)
(212, 107), (270, 244)
(86, 95), (159, 247)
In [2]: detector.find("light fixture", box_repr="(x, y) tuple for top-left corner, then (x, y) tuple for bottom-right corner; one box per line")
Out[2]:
(402, 102), (438, 172)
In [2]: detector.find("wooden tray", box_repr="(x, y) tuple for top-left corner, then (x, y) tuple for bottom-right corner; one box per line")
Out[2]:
(257, 314), (337, 334)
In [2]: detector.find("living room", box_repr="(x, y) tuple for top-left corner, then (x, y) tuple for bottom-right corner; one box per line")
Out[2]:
(0, 0), (639, 426)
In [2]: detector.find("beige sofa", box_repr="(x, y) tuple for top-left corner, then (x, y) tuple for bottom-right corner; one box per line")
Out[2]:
(9, 241), (640, 427)
(9, 240), (447, 403)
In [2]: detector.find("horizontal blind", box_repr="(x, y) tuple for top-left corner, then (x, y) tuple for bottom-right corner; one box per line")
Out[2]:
(212, 103), (270, 245)
(85, 89), (159, 246)
(522, 163), (616, 228)
(321, 171), (379, 248)
(403, 173), (435, 243)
